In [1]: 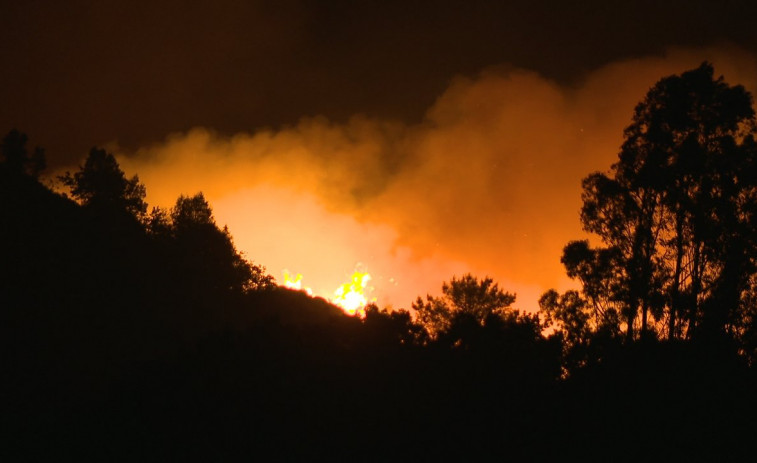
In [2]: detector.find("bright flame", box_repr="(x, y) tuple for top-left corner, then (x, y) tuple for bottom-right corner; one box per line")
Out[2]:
(282, 270), (313, 296)
(280, 269), (374, 317)
(332, 271), (374, 317)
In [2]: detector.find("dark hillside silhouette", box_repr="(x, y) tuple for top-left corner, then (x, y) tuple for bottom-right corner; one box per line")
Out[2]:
(60, 147), (147, 219)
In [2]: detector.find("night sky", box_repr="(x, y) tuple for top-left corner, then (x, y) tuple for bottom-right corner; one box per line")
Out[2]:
(4, 0), (757, 310)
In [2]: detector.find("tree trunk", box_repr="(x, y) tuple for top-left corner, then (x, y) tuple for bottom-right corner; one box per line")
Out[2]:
(686, 244), (702, 339)
(625, 298), (636, 342)
(704, 245), (745, 337)
(669, 216), (684, 339)
(641, 301), (648, 337)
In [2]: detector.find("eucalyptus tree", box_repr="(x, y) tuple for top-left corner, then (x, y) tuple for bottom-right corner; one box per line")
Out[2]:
(561, 63), (757, 342)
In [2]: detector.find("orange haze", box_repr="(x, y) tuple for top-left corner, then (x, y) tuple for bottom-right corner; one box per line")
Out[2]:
(112, 46), (757, 313)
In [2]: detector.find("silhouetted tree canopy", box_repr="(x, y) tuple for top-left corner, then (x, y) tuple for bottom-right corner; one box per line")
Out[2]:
(171, 193), (215, 229)
(413, 273), (520, 337)
(166, 192), (274, 293)
(549, 63), (757, 354)
(60, 147), (147, 218)
(0, 129), (45, 177)
(363, 303), (424, 347)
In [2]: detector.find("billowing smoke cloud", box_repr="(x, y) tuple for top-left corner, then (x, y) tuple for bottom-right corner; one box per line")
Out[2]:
(114, 46), (757, 312)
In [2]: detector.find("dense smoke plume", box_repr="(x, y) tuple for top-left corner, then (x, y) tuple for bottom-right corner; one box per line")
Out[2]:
(112, 46), (757, 311)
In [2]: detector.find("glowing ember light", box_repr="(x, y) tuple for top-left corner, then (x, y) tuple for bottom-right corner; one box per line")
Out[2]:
(279, 269), (375, 317)
(282, 270), (313, 296)
(332, 271), (374, 317)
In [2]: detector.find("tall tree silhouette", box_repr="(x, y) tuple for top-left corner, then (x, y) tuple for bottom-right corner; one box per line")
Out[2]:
(60, 147), (147, 218)
(0, 129), (46, 177)
(564, 62), (757, 342)
(168, 193), (273, 293)
(559, 240), (624, 332)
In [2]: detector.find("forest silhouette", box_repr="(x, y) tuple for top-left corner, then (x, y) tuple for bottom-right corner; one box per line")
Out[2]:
(2, 63), (757, 460)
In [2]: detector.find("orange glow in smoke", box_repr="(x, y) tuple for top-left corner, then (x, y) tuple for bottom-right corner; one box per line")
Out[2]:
(116, 48), (757, 315)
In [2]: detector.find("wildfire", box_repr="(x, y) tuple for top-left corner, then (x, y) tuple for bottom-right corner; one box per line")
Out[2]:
(281, 269), (374, 317)
(332, 271), (373, 317)
(282, 270), (313, 296)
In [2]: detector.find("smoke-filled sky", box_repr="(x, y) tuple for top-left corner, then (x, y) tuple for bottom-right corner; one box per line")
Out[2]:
(4, 1), (757, 311)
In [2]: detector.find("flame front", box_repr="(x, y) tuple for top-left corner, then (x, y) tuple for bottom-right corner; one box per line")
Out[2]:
(282, 270), (313, 296)
(332, 271), (373, 317)
(280, 269), (374, 317)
